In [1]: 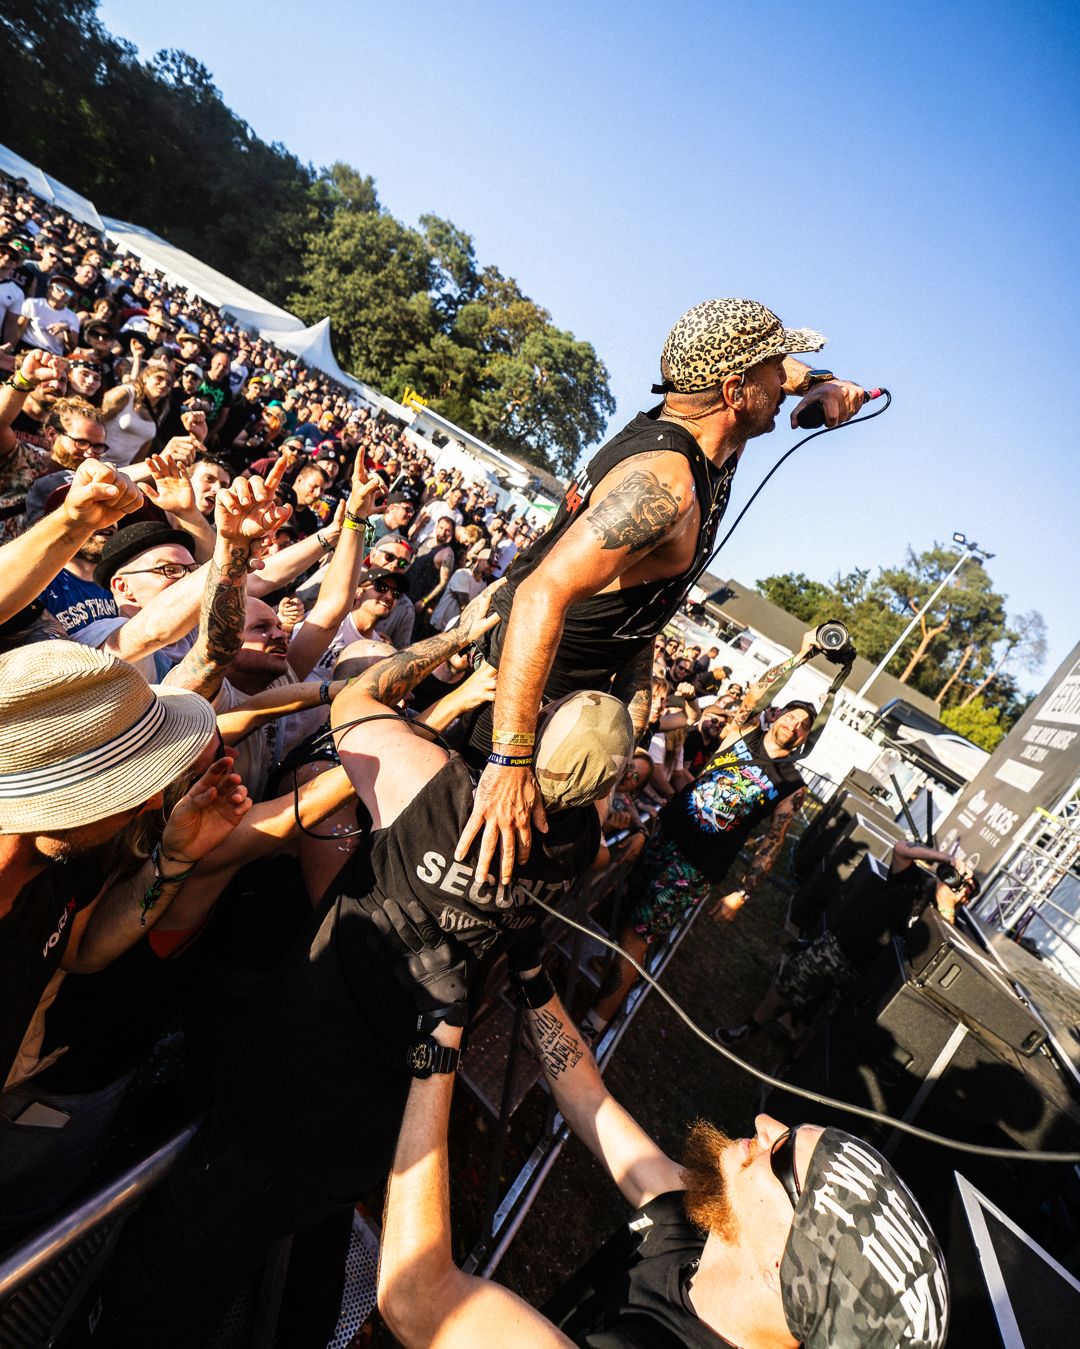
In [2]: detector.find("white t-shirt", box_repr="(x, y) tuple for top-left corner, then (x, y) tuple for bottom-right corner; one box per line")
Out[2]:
(413, 500), (463, 546)
(212, 671), (299, 802)
(431, 568), (484, 631)
(0, 279), (25, 328)
(19, 297), (80, 355)
(103, 388), (158, 466)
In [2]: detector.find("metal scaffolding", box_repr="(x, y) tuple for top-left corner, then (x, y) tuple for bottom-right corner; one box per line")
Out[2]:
(974, 772), (1080, 988)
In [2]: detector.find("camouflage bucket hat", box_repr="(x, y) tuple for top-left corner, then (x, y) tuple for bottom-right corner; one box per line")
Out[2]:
(781, 1129), (949, 1349)
(656, 298), (826, 394)
(534, 691), (634, 812)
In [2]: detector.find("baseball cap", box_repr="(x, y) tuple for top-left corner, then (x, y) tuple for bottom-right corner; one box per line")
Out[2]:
(384, 491), (414, 507)
(358, 565), (407, 594)
(780, 1129), (949, 1349)
(182, 362), (204, 377)
(654, 298), (826, 394)
(533, 691), (634, 812)
(94, 521), (196, 590)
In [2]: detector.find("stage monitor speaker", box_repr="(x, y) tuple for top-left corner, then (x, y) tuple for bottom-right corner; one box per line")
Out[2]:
(906, 909), (1048, 1058)
(789, 810), (904, 935)
(764, 940), (1080, 1244)
(792, 769), (888, 880)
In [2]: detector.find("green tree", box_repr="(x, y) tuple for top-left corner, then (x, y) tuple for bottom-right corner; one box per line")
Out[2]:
(940, 697), (1004, 751)
(757, 572), (843, 624)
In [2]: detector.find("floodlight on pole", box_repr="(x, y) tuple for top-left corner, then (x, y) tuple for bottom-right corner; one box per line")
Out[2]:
(855, 533), (993, 700)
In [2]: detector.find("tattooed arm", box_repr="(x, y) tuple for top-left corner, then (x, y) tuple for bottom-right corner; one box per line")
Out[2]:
(330, 584), (503, 831)
(459, 452), (696, 887)
(522, 985), (684, 1208)
(722, 629), (820, 741)
(709, 788), (806, 922)
(610, 644), (654, 737)
(166, 474), (291, 699)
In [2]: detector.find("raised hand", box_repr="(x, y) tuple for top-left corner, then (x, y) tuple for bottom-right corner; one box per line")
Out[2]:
(180, 407), (209, 442)
(789, 380), (867, 430)
(215, 471), (292, 544)
(19, 348), (66, 391)
(156, 435), (200, 470)
(142, 454), (195, 516)
(277, 595), (305, 633)
(346, 449), (383, 518)
(455, 577), (505, 646)
(61, 458), (142, 532)
(160, 756), (252, 865)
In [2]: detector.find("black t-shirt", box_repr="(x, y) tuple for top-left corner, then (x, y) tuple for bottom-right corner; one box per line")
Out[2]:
(219, 755), (599, 1183)
(832, 861), (930, 969)
(660, 727), (803, 882)
(682, 728), (720, 778)
(0, 864), (99, 1087)
(552, 1192), (734, 1348)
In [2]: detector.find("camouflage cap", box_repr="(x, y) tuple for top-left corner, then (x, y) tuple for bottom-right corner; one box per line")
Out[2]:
(534, 691), (634, 813)
(656, 298), (826, 394)
(781, 1129), (949, 1349)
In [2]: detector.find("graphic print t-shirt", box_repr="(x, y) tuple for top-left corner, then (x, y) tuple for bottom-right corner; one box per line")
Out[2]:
(660, 726), (803, 881)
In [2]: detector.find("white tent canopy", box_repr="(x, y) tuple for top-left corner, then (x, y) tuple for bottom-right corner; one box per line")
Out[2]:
(0, 142), (105, 231)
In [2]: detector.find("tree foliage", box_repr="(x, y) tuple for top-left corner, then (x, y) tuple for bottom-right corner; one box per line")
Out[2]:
(757, 548), (1044, 734)
(940, 697), (1005, 751)
(1, 2), (614, 476)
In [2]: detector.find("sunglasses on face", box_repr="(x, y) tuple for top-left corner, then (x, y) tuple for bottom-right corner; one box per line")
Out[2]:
(368, 552), (409, 570)
(770, 1128), (802, 1209)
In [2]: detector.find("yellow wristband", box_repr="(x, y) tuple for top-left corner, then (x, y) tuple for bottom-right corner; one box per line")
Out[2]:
(492, 729), (536, 747)
(342, 518), (364, 532)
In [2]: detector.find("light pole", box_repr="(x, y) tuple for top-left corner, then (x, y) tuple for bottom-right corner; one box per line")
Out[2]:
(855, 532), (994, 700)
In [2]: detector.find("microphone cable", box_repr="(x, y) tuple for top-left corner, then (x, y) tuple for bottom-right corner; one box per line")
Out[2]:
(707, 388), (891, 563)
(531, 892), (1080, 1164)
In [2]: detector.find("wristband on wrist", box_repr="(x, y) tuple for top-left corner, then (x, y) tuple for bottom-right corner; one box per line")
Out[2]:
(492, 729), (535, 747)
(342, 517), (364, 533)
(514, 966), (556, 1009)
(317, 530), (334, 552)
(319, 681), (332, 705)
(142, 842), (195, 926)
(488, 752), (533, 768)
(9, 371), (33, 392)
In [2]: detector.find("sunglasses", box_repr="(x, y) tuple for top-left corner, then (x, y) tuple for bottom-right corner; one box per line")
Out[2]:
(366, 552), (409, 571)
(368, 578), (404, 596)
(770, 1128), (802, 1209)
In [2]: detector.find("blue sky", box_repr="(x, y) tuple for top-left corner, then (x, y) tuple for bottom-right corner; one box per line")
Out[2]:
(98, 0), (1080, 687)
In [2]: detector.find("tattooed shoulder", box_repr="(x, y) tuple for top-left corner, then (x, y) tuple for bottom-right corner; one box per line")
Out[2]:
(585, 470), (682, 553)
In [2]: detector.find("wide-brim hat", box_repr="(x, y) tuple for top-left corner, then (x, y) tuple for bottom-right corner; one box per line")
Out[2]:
(656, 298), (826, 393)
(0, 643), (216, 833)
(534, 691), (634, 812)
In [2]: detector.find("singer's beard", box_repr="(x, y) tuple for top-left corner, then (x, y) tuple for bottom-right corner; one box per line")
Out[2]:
(737, 383), (785, 439)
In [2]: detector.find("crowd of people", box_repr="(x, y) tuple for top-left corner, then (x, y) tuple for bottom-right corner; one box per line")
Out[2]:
(1, 171), (956, 1348)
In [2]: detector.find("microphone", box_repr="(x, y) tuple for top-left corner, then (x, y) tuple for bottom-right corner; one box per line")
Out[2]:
(795, 386), (885, 430)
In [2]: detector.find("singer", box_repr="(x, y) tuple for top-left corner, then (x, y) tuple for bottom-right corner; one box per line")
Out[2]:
(460, 298), (866, 885)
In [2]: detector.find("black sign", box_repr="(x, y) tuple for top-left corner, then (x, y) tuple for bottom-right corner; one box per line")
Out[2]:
(942, 639), (1080, 880)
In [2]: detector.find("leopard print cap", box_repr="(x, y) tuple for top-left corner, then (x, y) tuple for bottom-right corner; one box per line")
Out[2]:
(659, 298), (826, 392)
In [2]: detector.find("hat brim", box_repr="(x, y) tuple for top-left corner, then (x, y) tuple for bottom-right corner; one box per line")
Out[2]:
(776, 325), (827, 356)
(0, 685), (216, 833)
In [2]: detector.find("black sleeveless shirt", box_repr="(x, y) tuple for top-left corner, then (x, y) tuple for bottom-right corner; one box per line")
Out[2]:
(488, 407), (736, 694)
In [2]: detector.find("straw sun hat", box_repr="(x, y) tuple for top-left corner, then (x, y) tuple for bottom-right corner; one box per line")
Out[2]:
(0, 642), (216, 833)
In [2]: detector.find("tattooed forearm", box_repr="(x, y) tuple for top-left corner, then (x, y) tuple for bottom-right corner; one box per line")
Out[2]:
(357, 628), (470, 707)
(612, 646), (653, 735)
(529, 1007), (584, 1079)
(742, 797), (802, 893)
(734, 651), (805, 725)
(169, 544), (249, 696)
(586, 470), (680, 553)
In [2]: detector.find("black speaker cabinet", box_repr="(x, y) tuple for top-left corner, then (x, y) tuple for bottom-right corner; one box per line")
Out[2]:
(906, 909), (1048, 1058)
(789, 812), (904, 935)
(764, 939), (1080, 1246)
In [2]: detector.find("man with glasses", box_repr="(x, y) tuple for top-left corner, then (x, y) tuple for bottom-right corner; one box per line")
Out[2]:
(378, 958), (949, 1349)
(14, 272), (82, 356)
(22, 396), (110, 528)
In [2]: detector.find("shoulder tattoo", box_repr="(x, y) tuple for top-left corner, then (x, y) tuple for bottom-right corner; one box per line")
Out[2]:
(585, 470), (681, 553)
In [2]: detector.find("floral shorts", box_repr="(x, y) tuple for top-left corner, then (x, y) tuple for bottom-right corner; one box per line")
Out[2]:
(626, 831), (716, 944)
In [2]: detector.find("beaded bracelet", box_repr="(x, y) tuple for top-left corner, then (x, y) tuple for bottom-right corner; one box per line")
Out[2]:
(488, 752), (533, 768)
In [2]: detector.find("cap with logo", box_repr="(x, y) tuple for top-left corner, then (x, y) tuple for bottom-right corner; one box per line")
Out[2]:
(780, 1128), (949, 1349)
